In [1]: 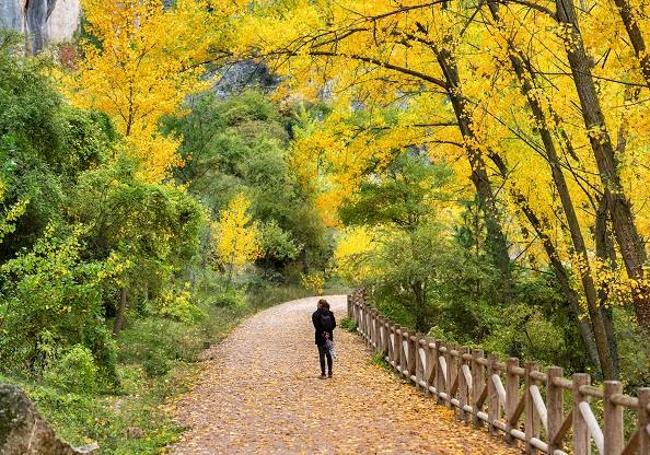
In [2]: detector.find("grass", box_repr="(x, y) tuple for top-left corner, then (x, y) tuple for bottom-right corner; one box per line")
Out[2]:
(0, 282), (314, 454)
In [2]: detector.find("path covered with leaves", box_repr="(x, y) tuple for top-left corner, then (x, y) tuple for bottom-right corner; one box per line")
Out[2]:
(170, 296), (518, 454)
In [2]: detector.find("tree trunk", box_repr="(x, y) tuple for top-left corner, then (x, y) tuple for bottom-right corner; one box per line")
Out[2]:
(489, 151), (604, 373)
(411, 281), (429, 334)
(594, 197), (620, 376)
(612, 0), (650, 89)
(556, 0), (650, 329)
(518, 194), (602, 370)
(112, 287), (128, 337)
(435, 46), (513, 303)
(487, 0), (617, 377)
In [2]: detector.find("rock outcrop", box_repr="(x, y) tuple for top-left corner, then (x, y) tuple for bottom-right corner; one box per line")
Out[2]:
(0, 384), (98, 455)
(0, 0), (80, 53)
(213, 61), (281, 98)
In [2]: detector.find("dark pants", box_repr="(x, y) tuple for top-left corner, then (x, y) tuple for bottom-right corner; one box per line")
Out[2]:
(317, 344), (332, 375)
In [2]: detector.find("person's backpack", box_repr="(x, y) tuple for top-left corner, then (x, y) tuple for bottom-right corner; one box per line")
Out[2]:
(320, 312), (335, 331)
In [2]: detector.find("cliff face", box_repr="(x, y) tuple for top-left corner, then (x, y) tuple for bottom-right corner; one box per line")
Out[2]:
(0, 0), (80, 53)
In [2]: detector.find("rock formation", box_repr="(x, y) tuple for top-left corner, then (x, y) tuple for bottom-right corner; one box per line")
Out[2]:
(0, 0), (80, 53)
(0, 384), (98, 455)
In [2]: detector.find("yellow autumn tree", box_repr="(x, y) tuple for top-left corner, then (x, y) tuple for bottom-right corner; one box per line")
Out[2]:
(213, 194), (261, 284)
(63, 0), (216, 182)
(333, 226), (377, 285)
(214, 0), (650, 378)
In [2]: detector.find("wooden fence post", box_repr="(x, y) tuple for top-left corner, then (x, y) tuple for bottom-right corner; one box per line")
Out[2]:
(505, 358), (520, 444)
(572, 373), (591, 455)
(370, 310), (377, 349)
(547, 366), (564, 454)
(603, 380), (623, 455)
(487, 354), (499, 434)
(431, 341), (440, 398)
(407, 335), (416, 379)
(458, 347), (470, 422)
(424, 337), (437, 394)
(436, 341), (446, 405)
(444, 343), (453, 408)
(347, 294), (352, 319)
(375, 313), (384, 357)
(525, 362), (540, 455)
(638, 388), (650, 455)
(380, 318), (388, 358)
(398, 328), (405, 374)
(448, 345), (458, 409)
(472, 349), (485, 428)
(394, 327), (402, 372)
(415, 338), (424, 391)
(354, 303), (360, 329)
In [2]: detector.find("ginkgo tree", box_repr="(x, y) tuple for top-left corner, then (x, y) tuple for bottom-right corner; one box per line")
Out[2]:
(63, 0), (220, 182)
(214, 0), (650, 379)
(213, 193), (262, 286)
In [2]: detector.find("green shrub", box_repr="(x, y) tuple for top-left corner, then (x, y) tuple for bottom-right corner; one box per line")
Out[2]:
(370, 352), (390, 370)
(142, 350), (171, 378)
(213, 289), (246, 308)
(118, 317), (205, 365)
(340, 317), (358, 332)
(45, 345), (98, 394)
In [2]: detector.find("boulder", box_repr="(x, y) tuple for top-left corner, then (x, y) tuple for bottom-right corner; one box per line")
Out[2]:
(0, 384), (98, 455)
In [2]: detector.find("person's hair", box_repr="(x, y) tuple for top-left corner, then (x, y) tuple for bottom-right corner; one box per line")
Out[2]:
(318, 299), (330, 310)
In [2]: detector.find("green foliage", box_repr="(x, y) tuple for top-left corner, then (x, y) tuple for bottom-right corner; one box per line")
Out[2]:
(0, 226), (116, 381)
(615, 309), (650, 387)
(165, 90), (330, 275)
(337, 151), (592, 370)
(340, 152), (452, 230)
(212, 288), (247, 308)
(0, 40), (327, 454)
(339, 317), (358, 332)
(259, 220), (300, 264)
(0, 33), (113, 259)
(370, 352), (390, 370)
(45, 345), (98, 394)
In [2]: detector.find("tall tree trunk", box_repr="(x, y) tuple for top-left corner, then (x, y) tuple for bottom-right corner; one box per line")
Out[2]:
(113, 287), (128, 337)
(556, 0), (650, 329)
(435, 46), (513, 303)
(594, 197), (620, 376)
(509, 187), (602, 368)
(612, 0), (650, 89)
(489, 150), (604, 373)
(487, 0), (617, 378)
(411, 280), (428, 334)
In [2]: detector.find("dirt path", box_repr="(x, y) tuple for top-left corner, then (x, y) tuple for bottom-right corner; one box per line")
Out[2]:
(170, 296), (518, 454)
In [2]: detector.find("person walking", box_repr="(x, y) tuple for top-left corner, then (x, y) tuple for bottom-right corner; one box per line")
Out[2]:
(312, 298), (336, 379)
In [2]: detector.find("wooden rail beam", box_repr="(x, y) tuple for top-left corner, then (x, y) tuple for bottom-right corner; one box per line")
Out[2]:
(346, 293), (646, 455)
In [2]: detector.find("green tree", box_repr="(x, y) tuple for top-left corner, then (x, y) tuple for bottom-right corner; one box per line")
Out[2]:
(68, 158), (205, 336)
(165, 90), (329, 276)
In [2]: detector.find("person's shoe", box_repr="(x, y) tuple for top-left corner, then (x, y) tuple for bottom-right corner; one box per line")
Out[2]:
(319, 374), (327, 379)
(327, 372), (333, 378)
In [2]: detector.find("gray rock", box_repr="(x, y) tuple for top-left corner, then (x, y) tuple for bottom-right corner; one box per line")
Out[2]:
(212, 60), (281, 98)
(0, 0), (80, 53)
(0, 384), (98, 455)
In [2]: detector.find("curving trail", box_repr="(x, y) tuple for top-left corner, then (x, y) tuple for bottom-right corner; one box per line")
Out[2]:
(170, 296), (518, 454)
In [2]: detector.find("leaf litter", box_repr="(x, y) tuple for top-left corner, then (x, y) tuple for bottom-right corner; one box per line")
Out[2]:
(170, 296), (519, 454)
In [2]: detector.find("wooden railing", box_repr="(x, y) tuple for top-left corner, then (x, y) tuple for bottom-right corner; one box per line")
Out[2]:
(347, 290), (650, 455)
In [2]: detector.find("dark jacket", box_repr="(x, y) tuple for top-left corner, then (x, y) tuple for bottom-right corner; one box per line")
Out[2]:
(312, 308), (336, 345)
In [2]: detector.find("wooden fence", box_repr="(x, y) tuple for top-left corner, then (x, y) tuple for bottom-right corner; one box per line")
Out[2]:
(347, 290), (650, 455)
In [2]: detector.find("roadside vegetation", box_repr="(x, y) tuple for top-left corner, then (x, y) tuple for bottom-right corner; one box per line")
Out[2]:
(0, 30), (331, 452)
